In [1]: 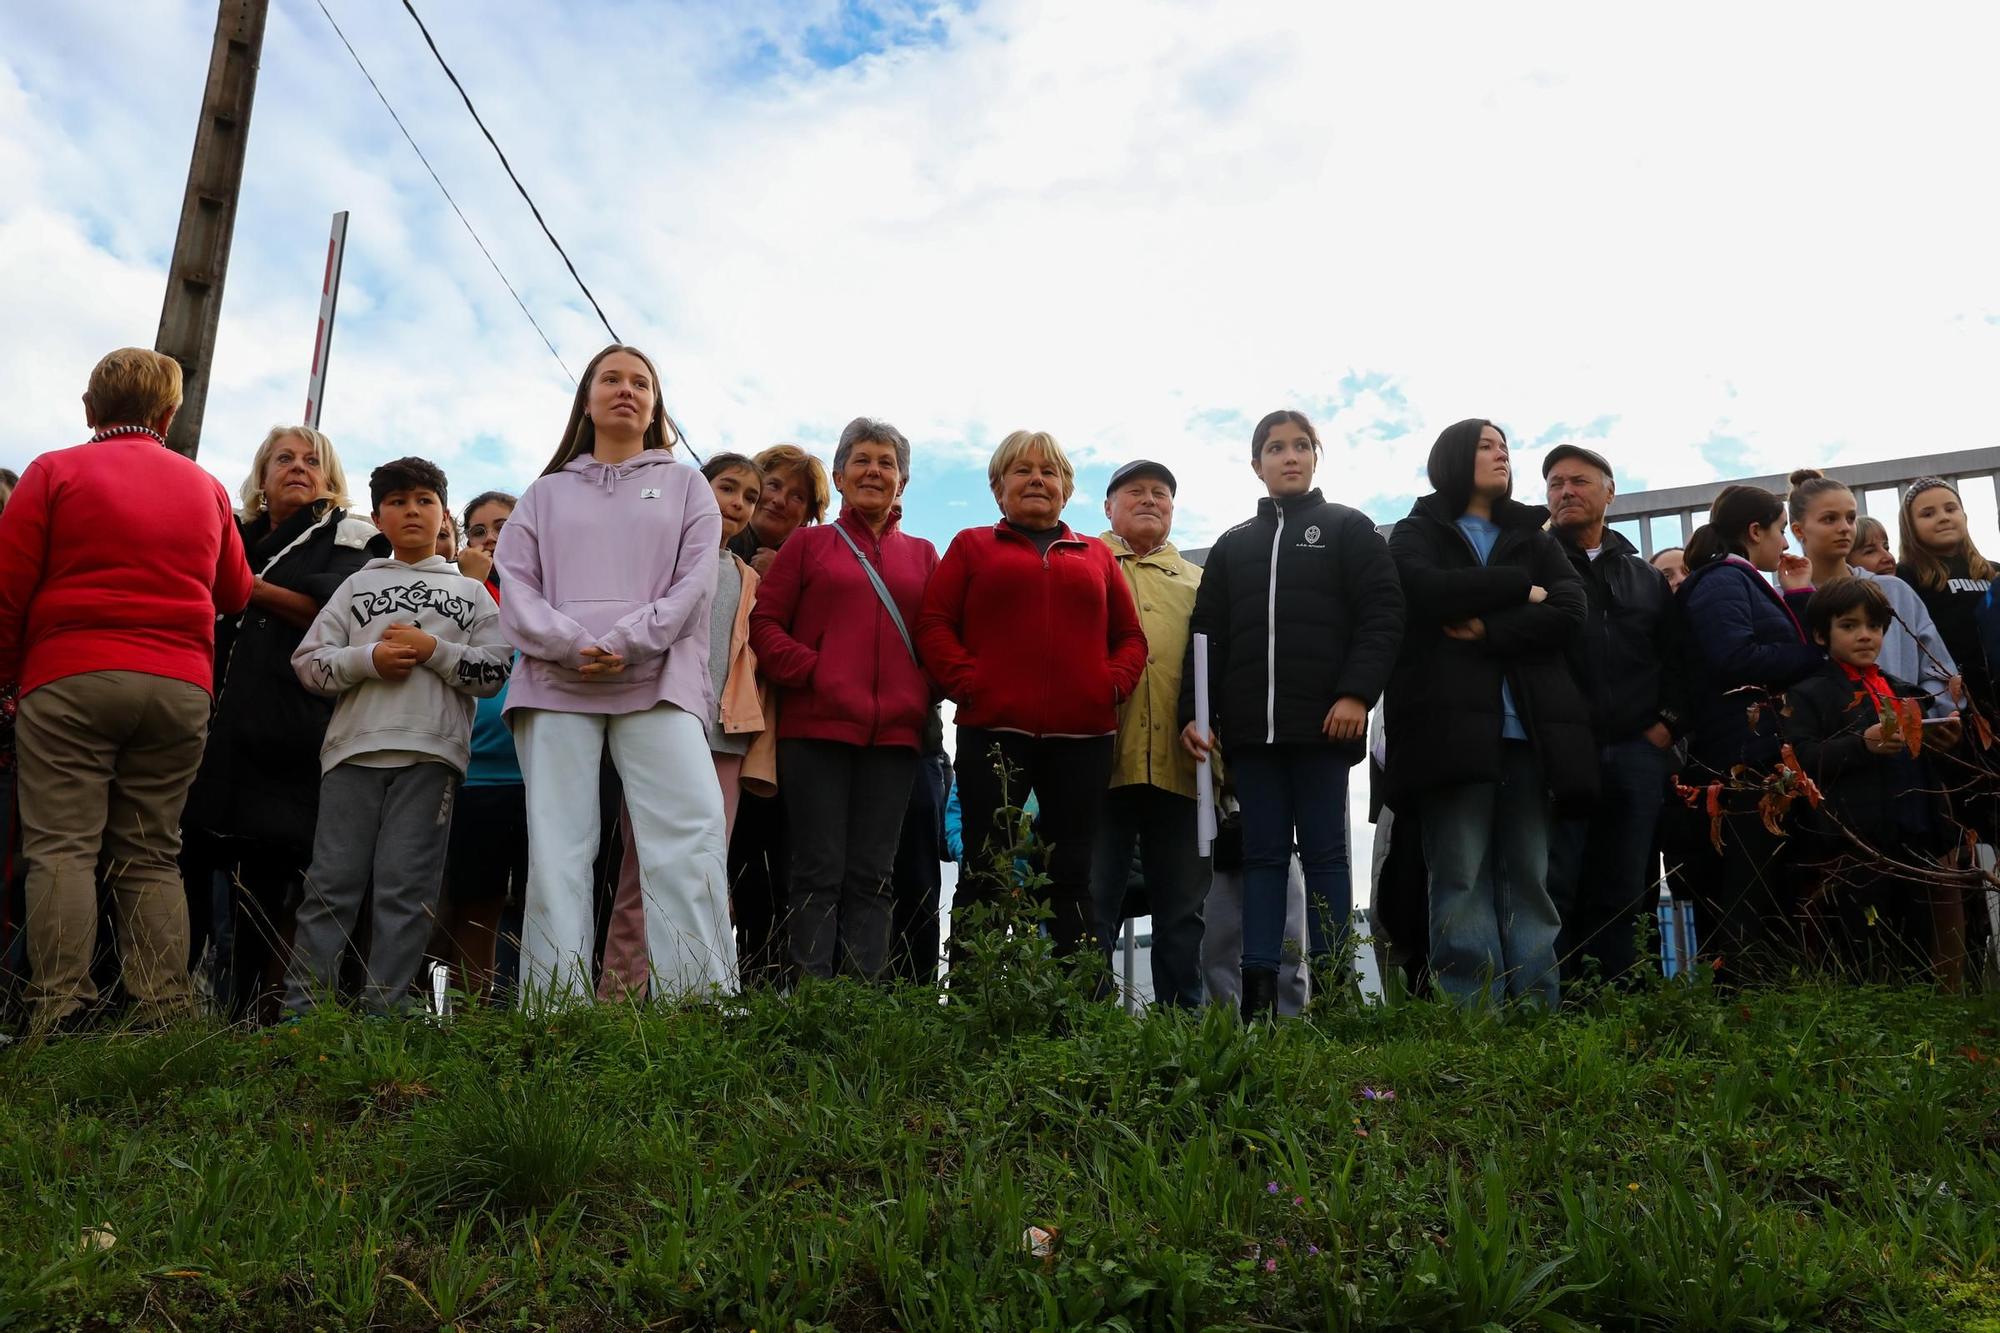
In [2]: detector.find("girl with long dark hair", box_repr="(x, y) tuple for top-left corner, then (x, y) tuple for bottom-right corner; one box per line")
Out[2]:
(1678, 483), (1820, 980)
(494, 345), (735, 1005)
(1178, 410), (1405, 1015)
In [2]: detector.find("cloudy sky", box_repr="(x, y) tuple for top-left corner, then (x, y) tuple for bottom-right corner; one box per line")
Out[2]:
(6, 0), (1999, 551)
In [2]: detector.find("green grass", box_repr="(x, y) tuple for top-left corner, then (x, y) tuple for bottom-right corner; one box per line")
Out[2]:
(2, 971), (1997, 1331)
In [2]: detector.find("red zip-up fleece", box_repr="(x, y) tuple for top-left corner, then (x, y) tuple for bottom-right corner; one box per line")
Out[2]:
(748, 507), (940, 749)
(917, 521), (1148, 737)
(0, 431), (253, 698)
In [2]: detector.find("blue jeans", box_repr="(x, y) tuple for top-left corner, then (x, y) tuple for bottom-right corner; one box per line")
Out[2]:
(1548, 736), (1671, 989)
(1089, 784), (1209, 1008)
(1231, 744), (1352, 973)
(1420, 741), (1560, 1008)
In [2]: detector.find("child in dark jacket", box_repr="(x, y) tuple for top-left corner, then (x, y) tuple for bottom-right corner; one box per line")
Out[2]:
(1675, 484), (1821, 981)
(1785, 578), (1960, 980)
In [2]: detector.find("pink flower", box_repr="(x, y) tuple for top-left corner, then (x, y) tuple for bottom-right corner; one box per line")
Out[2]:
(1264, 1258), (1278, 1273)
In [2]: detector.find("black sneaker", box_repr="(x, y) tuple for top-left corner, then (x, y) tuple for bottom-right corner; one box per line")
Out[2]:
(1240, 967), (1278, 1021)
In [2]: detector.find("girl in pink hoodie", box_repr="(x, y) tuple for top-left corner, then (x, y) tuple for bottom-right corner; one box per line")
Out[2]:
(495, 345), (736, 1004)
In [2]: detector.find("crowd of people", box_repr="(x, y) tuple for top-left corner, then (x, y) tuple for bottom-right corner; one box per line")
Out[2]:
(0, 343), (1995, 1039)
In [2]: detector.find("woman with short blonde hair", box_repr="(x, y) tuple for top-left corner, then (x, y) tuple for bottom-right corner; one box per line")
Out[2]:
(918, 429), (1148, 976)
(239, 426), (351, 520)
(0, 346), (250, 1034)
(726, 441), (834, 984)
(986, 429), (1075, 500)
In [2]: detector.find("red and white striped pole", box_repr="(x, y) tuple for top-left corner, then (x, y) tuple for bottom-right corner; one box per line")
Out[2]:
(302, 210), (350, 429)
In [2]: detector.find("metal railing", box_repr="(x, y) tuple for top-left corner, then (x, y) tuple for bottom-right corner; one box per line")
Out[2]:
(1603, 446), (2000, 561)
(1181, 446), (2000, 557)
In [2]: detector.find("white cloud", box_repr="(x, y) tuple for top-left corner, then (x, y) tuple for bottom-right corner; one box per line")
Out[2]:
(3, 0), (1999, 551)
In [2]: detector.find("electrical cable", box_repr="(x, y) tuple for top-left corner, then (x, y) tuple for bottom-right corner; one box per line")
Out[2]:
(312, 0), (576, 386)
(398, 0), (699, 460)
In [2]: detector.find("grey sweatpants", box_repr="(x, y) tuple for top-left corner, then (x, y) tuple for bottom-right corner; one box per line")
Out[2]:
(286, 761), (458, 1014)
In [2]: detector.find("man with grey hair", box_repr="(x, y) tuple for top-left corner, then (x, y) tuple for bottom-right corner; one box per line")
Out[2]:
(1091, 459), (1208, 1007)
(1543, 443), (1682, 994)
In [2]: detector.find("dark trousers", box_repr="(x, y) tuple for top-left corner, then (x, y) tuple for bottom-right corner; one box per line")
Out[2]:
(1231, 743), (1353, 973)
(779, 740), (917, 981)
(1370, 802), (1431, 997)
(952, 727), (1114, 960)
(206, 839), (309, 1022)
(1685, 812), (1800, 985)
(1088, 785), (1207, 1008)
(287, 762), (458, 1014)
(728, 789), (790, 987)
(1548, 736), (1671, 991)
(890, 752), (949, 983)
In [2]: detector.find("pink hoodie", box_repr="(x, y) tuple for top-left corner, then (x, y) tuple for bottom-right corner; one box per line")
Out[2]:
(495, 450), (721, 719)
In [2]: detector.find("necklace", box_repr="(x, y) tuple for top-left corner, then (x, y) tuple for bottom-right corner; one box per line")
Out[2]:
(88, 425), (168, 446)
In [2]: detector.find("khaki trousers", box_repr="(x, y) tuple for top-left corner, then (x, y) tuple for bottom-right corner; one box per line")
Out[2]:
(17, 670), (211, 1028)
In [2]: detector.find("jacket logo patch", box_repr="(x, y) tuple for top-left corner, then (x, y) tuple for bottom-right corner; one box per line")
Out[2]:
(641, 487), (662, 500)
(1302, 525), (1322, 545)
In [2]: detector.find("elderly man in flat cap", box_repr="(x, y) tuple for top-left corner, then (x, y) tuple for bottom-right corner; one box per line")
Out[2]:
(1543, 443), (1685, 995)
(1091, 459), (1208, 1007)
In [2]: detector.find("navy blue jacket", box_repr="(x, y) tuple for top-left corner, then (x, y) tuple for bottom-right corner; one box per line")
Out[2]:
(1677, 555), (1822, 774)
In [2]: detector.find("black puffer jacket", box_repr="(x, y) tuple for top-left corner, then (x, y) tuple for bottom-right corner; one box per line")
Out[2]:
(1553, 526), (1687, 742)
(1384, 493), (1596, 806)
(186, 504), (375, 853)
(1177, 489), (1404, 763)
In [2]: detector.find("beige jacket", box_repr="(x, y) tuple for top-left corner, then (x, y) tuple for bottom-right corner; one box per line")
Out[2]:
(1101, 531), (1202, 798)
(715, 553), (778, 795)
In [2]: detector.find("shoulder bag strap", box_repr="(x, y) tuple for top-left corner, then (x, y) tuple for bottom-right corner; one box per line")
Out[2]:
(830, 524), (920, 668)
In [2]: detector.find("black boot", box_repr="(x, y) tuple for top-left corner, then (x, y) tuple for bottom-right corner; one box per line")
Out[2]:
(1240, 967), (1278, 1021)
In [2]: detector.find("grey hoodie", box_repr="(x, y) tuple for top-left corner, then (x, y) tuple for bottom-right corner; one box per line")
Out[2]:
(292, 554), (513, 774)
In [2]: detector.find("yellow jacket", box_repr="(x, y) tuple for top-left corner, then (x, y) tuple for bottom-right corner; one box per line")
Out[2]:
(1102, 531), (1202, 798)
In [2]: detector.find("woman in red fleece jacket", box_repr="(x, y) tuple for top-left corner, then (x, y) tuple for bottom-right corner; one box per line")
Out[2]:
(917, 429), (1147, 970)
(749, 418), (939, 981)
(0, 348), (252, 1035)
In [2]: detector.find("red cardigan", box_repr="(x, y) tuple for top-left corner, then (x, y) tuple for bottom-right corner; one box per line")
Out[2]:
(748, 508), (940, 749)
(917, 521), (1148, 737)
(0, 431), (253, 698)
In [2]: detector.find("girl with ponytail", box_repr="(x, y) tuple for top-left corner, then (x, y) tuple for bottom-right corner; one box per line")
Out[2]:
(1676, 483), (1821, 980)
(1786, 468), (1959, 713)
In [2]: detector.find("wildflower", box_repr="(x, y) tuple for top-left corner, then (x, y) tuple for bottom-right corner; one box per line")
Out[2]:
(1264, 1258), (1278, 1273)
(1359, 1086), (1395, 1102)
(1627, 1182), (1640, 1192)
(1307, 1245), (1320, 1257)
(1266, 1181), (1280, 1195)
(1292, 1195), (1304, 1207)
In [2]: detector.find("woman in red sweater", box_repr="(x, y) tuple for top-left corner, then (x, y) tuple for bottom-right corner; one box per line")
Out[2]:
(750, 418), (939, 981)
(0, 348), (252, 1036)
(917, 430), (1148, 971)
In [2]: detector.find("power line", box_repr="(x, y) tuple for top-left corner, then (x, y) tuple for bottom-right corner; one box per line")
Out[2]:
(396, 0), (700, 462)
(311, 0), (575, 385)
(398, 0), (620, 344)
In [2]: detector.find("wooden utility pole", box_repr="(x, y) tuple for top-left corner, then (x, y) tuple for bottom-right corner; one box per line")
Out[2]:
(155, 0), (270, 459)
